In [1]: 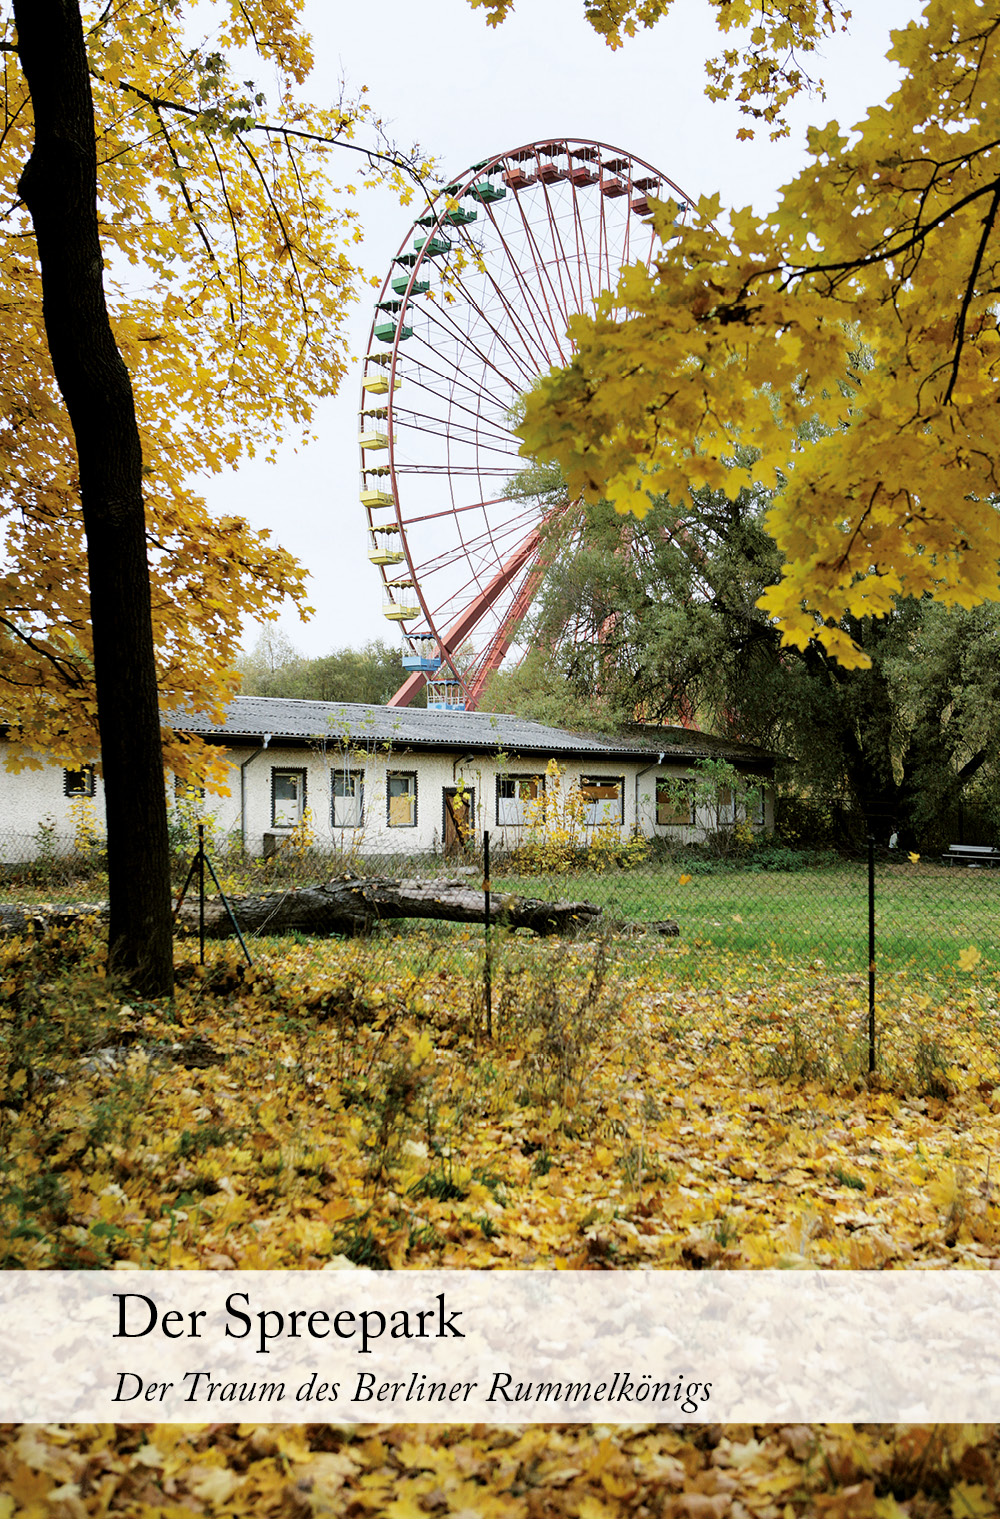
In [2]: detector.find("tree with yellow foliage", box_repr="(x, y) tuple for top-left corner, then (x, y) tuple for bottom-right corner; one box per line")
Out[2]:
(477, 1), (1000, 670)
(2, 0), (426, 989)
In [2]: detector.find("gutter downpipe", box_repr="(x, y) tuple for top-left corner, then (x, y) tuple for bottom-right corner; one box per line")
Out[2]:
(634, 753), (665, 837)
(240, 734), (272, 855)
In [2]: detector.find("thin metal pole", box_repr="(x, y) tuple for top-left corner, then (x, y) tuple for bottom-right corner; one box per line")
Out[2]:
(484, 829), (492, 1037)
(172, 851), (200, 922)
(198, 822), (205, 967)
(868, 835), (876, 1073)
(202, 850), (253, 967)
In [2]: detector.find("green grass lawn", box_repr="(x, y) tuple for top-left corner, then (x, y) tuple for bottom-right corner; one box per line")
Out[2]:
(493, 859), (1000, 983)
(6, 851), (998, 989)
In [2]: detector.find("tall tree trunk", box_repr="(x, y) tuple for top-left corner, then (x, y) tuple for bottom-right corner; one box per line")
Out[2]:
(14, 0), (173, 994)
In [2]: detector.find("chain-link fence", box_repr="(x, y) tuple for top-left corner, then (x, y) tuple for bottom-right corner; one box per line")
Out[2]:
(3, 822), (999, 1091)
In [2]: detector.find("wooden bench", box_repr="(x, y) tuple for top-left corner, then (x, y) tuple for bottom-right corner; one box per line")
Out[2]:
(941, 844), (1000, 867)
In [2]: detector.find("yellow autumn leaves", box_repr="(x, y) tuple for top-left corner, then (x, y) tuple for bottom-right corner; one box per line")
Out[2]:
(3, 1421), (999, 1519)
(511, 0), (1000, 667)
(4, 922), (1000, 1274)
(0, 3), (426, 770)
(467, 0), (848, 139)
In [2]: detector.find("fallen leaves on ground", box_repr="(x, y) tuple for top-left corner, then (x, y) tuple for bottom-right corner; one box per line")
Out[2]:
(1, 1420), (998, 1519)
(2, 927), (1000, 1271)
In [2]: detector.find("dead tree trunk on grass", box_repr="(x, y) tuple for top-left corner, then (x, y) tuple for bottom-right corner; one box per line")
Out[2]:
(174, 876), (603, 938)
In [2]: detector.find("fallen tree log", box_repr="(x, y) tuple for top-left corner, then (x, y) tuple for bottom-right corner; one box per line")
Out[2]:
(173, 876), (604, 939)
(1, 881), (680, 942)
(0, 902), (107, 936)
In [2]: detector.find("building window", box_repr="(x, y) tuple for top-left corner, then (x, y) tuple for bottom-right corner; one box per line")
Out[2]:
(496, 774), (543, 826)
(272, 768), (306, 828)
(332, 769), (364, 829)
(387, 771), (417, 827)
(63, 766), (95, 798)
(716, 784), (765, 827)
(656, 778), (694, 827)
(580, 776), (624, 826)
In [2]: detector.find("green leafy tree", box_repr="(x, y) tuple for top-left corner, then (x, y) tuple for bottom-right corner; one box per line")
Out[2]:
(238, 633), (421, 707)
(483, 473), (1000, 846)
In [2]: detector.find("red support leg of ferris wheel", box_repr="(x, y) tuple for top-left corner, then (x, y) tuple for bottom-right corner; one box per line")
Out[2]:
(388, 526), (542, 708)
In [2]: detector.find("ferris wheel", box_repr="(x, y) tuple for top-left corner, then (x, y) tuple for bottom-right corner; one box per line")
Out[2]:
(358, 138), (692, 711)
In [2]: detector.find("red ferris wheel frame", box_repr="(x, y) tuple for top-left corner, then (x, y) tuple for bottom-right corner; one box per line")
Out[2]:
(357, 138), (693, 709)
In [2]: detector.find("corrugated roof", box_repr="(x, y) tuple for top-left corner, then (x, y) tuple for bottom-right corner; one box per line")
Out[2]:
(168, 697), (776, 767)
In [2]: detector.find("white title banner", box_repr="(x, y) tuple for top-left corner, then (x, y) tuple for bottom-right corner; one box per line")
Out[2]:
(1, 1270), (998, 1423)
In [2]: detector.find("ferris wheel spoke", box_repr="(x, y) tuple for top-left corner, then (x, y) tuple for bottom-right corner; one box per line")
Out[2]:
(416, 297), (539, 395)
(453, 212), (565, 370)
(394, 399), (513, 450)
(428, 525), (545, 657)
(407, 505), (540, 583)
(410, 527), (541, 600)
(568, 179), (599, 312)
(403, 352), (517, 424)
(404, 497), (510, 527)
(422, 549), (529, 631)
(417, 247), (551, 387)
(536, 175), (582, 333)
(476, 193), (576, 363)
(396, 376), (518, 450)
(598, 181), (613, 296)
(493, 203), (572, 365)
(392, 464), (522, 476)
(422, 288), (542, 393)
(503, 181), (577, 360)
(436, 232), (559, 376)
(394, 407), (516, 459)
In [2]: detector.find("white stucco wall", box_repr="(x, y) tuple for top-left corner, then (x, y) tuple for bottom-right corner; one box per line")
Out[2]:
(194, 745), (652, 857)
(0, 738), (774, 863)
(189, 745), (774, 858)
(0, 748), (107, 864)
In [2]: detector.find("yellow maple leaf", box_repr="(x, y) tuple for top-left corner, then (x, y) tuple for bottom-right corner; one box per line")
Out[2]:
(908, 852), (920, 863)
(959, 946), (982, 972)
(950, 1482), (995, 1518)
(679, 873), (692, 885)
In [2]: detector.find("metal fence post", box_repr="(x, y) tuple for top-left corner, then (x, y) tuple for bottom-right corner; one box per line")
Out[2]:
(198, 822), (206, 967)
(868, 834), (876, 1073)
(483, 829), (492, 1037)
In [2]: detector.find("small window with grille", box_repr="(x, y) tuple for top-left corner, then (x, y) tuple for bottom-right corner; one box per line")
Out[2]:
(63, 766), (95, 798)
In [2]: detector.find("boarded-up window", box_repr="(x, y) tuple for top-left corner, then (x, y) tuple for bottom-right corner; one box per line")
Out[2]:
(332, 770), (364, 828)
(581, 776), (624, 826)
(387, 772), (417, 827)
(656, 778), (693, 827)
(497, 774), (543, 826)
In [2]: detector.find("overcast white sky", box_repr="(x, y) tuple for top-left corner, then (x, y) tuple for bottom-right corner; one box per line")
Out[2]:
(199, 0), (920, 661)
